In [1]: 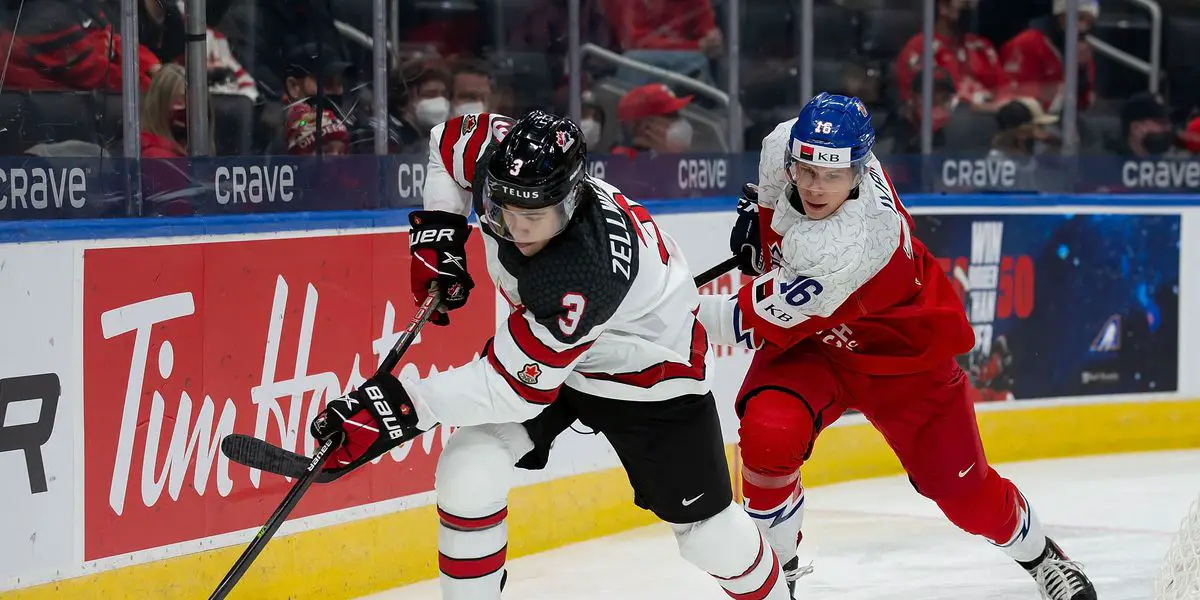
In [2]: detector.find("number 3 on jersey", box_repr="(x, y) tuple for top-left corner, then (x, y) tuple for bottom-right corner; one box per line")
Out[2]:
(559, 293), (587, 335)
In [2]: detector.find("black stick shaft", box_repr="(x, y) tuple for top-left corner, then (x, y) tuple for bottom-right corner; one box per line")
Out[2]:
(208, 437), (335, 600)
(694, 255), (742, 287)
(209, 290), (443, 599)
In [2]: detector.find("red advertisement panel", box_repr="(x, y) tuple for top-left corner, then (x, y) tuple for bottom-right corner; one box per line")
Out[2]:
(82, 232), (494, 560)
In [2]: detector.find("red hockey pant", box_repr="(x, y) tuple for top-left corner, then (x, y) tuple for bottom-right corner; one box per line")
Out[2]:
(737, 342), (1023, 545)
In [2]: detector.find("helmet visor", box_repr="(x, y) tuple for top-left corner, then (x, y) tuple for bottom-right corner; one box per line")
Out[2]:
(786, 158), (860, 195)
(482, 181), (579, 243)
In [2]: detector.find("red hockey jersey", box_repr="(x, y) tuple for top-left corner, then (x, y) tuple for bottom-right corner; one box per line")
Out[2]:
(698, 120), (974, 376)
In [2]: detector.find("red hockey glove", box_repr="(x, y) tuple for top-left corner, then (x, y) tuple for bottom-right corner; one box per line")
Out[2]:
(310, 374), (423, 478)
(730, 183), (766, 276)
(409, 210), (474, 326)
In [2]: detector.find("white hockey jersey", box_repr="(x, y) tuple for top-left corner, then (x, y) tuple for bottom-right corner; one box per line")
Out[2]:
(404, 113), (714, 429)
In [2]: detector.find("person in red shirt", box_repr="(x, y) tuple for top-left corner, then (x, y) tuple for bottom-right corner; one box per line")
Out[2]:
(604, 0), (723, 86)
(0, 0), (160, 93)
(610, 83), (694, 157)
(699, 94), (1097, 599)
(894, 0), (1008, 110)
(999, 0), (1098, 112)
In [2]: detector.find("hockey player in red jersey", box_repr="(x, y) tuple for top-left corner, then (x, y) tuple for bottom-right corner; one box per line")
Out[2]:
(698, 93), (1097, 600)
(308, 110), (791, 599)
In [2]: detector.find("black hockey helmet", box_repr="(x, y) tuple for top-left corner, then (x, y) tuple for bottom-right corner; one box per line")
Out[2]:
(482, 110), (587, 243)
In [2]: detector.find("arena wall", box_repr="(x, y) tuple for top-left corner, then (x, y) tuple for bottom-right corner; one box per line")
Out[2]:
(1, 196), (1196, 599)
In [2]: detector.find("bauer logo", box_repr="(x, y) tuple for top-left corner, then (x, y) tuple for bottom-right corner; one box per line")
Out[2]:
(81, 232), (495, 560)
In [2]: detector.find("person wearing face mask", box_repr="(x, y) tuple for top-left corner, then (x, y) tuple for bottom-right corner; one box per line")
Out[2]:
(611, 83), (695, 157)
(141, 63), (191, 158)
(1110, 92), (1180, 158)
(895, 0), (1008, 111)
(579, 101), (609, 151)
(1000, 0), (1098, 113)
(383, 58), (453, 154)
(449, 58), (494, 118)
(139, 63), (217, 215)
(873, 69), (956, 157)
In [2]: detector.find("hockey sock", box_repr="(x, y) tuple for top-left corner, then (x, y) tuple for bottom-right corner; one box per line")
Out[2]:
(437, 506), (509, 600)
(741, 468), (805, 566)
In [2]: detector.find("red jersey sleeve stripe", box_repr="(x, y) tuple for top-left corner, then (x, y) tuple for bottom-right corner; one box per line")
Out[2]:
(484, 340), (559, 405)
(461, 114), (494, 183)
(438, 545), (508, 580)
(439, 116), (466, 180)
(581, 318), (707, 388)
(507, 309), (593, 368)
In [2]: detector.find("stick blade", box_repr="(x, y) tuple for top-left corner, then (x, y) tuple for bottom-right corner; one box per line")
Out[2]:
(221, 434), (334, 481)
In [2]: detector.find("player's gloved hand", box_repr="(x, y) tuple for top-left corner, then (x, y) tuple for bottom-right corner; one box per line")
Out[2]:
(409, 210), (474, 326)
(730, 183), (765, 276)
(310, 374), (423, 478)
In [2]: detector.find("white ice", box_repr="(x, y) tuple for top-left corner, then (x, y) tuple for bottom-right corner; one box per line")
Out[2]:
(361, 450), (1200, 599)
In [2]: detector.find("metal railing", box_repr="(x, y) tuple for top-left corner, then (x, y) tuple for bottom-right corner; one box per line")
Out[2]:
(579, 44), (731, 106)
(1126, 0), (1163, 93)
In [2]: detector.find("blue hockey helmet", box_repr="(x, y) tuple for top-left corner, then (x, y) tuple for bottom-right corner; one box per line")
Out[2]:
(787, 93), (875, 193)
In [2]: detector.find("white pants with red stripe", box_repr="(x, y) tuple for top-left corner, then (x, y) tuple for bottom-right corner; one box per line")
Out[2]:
(436, 423), (790, 600)
(435, 424), (533, 599)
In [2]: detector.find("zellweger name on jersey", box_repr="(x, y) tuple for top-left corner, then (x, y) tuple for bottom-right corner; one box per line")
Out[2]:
(403, 113), (712, 429)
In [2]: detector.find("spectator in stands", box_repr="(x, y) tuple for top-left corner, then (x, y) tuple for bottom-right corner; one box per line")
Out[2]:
(1000, 0), (1097, 113)
(286, 103), (349, 156)
(141, 64), (191, 158)
(387, 58), (452, 154)
(874, 69), (956, 156)
(895, 0), (1008, 111)
(990, 97), (1059, 158)
(987, 97), (1060, 189)
(1109, 92), (1181, 158)
(580, 101), (609, 151)
(449, 57), (494, 118)
(165, 1), (256, 101)
(0, 0), (160, 92)
(611, 83), (693, 157)
(218, 0), (351, 101)
(285, 43), (353, 110)
(604, 0), (723, 86)
(279, 43), (356, 152)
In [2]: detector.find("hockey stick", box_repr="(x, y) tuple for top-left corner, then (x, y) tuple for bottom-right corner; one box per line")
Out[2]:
(209, 289), (443, 600)
(224, 257), (746, 482)
(694, 254), (741, 287)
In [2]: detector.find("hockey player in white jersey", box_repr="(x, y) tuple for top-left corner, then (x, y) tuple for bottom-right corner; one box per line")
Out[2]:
(699, 93), (1097, 599)
(308, 110), (790, 599)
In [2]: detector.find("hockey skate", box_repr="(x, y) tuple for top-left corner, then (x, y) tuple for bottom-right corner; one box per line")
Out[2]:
(1018, 538), (1097, 600)
(780, 555), (814, 599)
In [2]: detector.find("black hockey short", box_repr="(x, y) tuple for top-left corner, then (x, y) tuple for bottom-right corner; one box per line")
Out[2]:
(517, 387), (734, 524)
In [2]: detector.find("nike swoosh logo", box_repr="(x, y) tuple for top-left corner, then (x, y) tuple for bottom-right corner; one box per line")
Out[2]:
(958, 463), (976, 478)
(681, 493), (705, 506)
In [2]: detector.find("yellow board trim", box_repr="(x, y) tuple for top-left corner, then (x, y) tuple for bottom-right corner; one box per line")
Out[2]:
(10, 399), (1200, 599)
